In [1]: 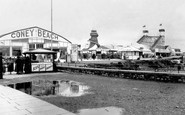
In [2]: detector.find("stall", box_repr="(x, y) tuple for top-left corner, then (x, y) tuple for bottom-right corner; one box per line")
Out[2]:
(23, 49), (57, 73)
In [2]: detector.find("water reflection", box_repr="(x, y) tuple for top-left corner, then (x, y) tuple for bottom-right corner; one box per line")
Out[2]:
(53, 80), (89, 97)
(77, 107), (124, 115)
(6, 80), (90, 97)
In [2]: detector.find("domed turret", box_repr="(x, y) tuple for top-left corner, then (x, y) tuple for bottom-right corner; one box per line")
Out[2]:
(159, 24), (165, 36)
(142, 25), (149, 36)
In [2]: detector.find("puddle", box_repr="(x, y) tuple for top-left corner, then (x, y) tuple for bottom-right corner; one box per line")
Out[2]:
(6, 80), (90, 97)
(77, 106), (125, 115)
(53, 80), (90, 97)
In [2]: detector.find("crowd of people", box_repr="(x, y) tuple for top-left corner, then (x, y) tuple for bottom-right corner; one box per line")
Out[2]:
(3, 56), (31, 74)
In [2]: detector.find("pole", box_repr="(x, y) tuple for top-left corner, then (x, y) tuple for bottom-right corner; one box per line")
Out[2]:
(50, 0), (53, 51)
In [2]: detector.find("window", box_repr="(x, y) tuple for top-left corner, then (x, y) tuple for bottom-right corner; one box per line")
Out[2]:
(12, 47), (21, 56)
(134, 51), (137, 55)
(175, 49), (181, 52)
(28, 38), (44, 43)
(36, 44), (43, 49)
(29, 44), (35, 51)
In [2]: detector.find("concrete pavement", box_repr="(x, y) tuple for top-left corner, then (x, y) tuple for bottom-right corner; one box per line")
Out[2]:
(0, 72), (76, 115)
(0, 85), (76, 115)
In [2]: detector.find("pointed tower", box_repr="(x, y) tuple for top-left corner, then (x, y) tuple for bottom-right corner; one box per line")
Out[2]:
(88, 30), (100, 49)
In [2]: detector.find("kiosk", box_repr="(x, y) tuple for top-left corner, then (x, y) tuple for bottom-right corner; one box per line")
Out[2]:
(23, 49), (57, 73)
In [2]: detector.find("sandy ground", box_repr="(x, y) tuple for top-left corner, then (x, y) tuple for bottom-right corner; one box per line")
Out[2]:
(1, 72), (185, 115)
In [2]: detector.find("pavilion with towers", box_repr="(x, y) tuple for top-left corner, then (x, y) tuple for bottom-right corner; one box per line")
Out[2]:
(137, 24), (173, 57)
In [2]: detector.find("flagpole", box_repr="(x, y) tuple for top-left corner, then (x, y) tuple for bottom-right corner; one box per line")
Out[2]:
(51, 0), (53, 51)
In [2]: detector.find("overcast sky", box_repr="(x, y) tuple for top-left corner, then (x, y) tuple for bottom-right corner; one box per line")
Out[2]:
(0, 0), (185, 51)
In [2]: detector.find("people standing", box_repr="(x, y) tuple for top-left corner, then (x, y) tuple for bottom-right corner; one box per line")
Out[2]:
(7, 57), (14, 74)
(15, 56), (21, 74)
(20, 56), (25, 74)
(24, 56), (31, 74)
(177, 64), (181, 73)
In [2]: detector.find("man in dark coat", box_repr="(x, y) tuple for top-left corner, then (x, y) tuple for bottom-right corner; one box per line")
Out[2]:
(15, 56), (21, 74)
(24, 56), (31, 74)
(8, 57), (14, 74)
(177, 64), (181, 73)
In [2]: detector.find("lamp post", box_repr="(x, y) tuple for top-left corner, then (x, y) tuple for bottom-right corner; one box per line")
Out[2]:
(50, 0), (53, 51)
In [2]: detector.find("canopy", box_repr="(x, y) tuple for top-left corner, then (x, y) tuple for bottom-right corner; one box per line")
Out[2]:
(23, 48), (56, 54)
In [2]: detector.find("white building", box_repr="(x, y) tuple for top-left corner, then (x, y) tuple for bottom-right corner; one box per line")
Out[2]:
(119, 45), (141, 60)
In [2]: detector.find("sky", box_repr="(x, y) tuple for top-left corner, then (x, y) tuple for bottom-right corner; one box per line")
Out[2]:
(0, 0), (185, 51)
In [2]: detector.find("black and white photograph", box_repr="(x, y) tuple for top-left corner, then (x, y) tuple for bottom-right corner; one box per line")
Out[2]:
(0, 0), (185, 115)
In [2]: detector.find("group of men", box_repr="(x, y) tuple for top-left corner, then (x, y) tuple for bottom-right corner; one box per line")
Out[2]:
(15, 56), (31, 74)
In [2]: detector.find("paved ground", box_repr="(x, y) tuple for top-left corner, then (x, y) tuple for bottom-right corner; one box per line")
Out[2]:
(3, 72), (63, 79)
(0, 73), (76, 115)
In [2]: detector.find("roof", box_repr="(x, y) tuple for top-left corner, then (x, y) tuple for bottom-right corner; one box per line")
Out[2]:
(0, 26), (72, 43)
(137, 35), (159, 44)
(137, 35), (165, 50)
(151, 36), (164, 49)
(99, 46), (109, 49)
(87, 37), (100, 50)
(96, 46), (110, 51)
(23, 48), (56, 54)
(87, 42), (97, 49)
(88, 45), (98, 51)
(120, 45), (141, 52)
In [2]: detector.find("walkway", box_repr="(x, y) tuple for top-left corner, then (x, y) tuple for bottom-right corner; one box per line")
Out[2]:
(0, 73), (76, 115)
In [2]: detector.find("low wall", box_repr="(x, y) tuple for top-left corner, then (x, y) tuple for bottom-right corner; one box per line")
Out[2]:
(57, 66), (185, 83)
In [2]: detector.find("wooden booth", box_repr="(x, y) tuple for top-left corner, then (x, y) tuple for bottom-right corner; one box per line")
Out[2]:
(23, 49), (57, 73)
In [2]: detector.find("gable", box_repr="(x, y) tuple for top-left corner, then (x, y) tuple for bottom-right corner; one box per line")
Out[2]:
(151, 36), (165, 49)
(137, 35), (159, 47)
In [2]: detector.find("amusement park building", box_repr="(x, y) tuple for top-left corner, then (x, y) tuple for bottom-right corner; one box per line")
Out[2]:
(0, 26), (72, 57)
(136, 28), (181, 57)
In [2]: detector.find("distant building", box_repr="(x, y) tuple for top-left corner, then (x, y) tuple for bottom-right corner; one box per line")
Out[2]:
(118, 45), (141, 60)
(82, 30), (111, 59)
(137, 26), (171, 57)
(171, 48), (182, 56)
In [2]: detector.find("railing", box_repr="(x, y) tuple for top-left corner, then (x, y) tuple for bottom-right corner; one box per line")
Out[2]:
(57, 65), (185, 83)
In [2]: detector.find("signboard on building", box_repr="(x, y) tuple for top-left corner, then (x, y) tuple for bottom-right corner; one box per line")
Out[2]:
(31, 63), (53, 72)
(0, 27), (72, 43)
(39, 64), (46, 71)
(10, 27), (58, 40)
(32, 64), (40, 72)
(46, 64), (53, 71)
